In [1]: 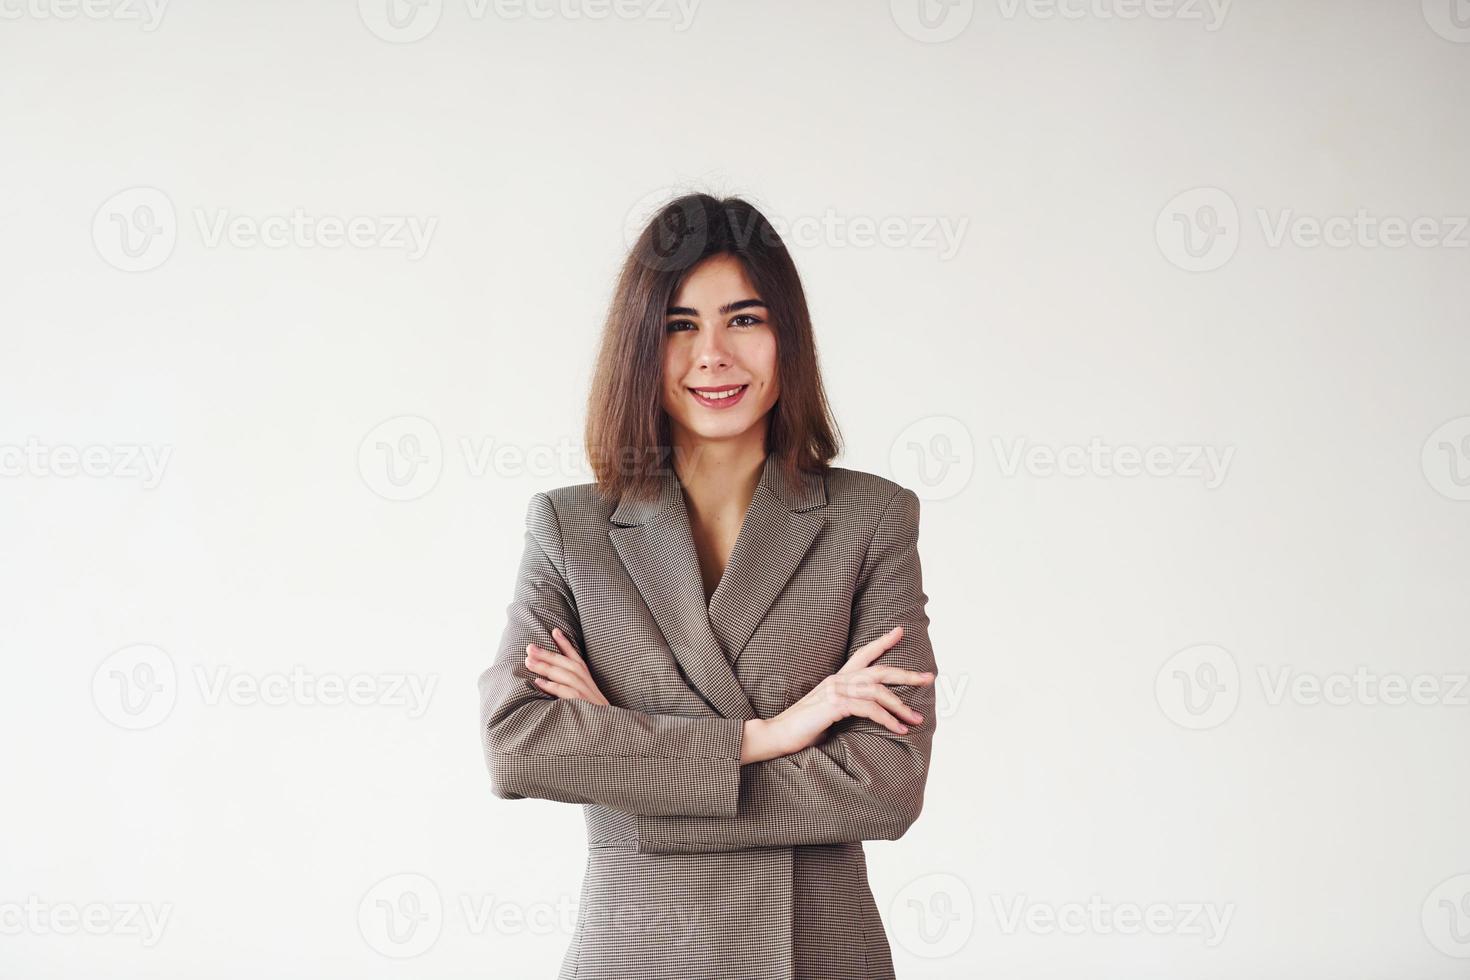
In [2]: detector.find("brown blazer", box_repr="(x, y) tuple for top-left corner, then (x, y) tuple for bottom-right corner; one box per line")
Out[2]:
(477, 451), (937, 979)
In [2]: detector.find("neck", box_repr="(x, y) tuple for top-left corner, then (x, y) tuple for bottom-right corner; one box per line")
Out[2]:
(670, 431), (767, 518)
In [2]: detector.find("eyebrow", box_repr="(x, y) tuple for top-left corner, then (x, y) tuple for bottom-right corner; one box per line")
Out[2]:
(666, 299), (768, 317)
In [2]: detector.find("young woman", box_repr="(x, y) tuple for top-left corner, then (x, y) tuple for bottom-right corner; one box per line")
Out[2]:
(478, 193), (938, 980)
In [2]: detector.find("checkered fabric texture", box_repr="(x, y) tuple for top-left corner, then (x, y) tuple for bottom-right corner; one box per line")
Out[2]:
(478, 452), (937, 979)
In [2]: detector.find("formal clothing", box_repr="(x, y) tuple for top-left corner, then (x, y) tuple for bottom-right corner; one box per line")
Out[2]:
(478, 452), (937, 979)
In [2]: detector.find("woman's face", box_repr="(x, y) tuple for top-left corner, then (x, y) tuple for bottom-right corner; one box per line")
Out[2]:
(661, 254), (780, 450)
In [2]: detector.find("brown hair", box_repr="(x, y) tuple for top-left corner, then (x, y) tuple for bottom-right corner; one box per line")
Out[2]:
(584, 193), (841, 505)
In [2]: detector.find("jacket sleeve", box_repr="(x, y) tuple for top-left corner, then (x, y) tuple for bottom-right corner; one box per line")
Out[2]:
(634, 487), (937, 854)
(478, 491), (747, 817)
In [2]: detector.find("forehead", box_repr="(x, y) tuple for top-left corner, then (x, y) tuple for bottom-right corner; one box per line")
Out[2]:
(672, 255), (757, 302)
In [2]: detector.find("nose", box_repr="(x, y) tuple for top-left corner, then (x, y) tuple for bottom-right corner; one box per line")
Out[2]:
(693, 323), (732, 370)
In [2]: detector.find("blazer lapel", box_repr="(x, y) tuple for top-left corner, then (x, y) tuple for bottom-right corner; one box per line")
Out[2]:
(706, 455), (826, 667)
(608, 452), (827, 720)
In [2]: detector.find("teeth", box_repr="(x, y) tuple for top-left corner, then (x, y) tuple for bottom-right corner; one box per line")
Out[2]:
(693, 385), (746, 401)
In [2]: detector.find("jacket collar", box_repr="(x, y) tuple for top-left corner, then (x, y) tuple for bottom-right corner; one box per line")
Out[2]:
(607, 452), (828, 719)
(610, 450), (826, 527)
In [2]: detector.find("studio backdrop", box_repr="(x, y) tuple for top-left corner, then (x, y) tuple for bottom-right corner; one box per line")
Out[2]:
(2, 1), (1468, 978)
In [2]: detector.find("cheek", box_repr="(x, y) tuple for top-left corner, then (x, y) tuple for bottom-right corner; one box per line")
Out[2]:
(661, 348), (683, 390)
(743, 334), (777, 377)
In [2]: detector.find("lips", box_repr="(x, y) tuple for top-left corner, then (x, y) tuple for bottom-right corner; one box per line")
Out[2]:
(687, 384), (749, 409)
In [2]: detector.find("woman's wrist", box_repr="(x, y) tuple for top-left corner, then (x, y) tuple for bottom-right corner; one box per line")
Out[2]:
(740, 717), (785, 764)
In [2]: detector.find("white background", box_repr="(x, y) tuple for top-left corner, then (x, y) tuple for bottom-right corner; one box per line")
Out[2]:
(2, 0), (1469, 977)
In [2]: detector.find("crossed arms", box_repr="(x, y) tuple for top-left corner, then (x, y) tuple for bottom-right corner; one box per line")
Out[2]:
(477, 488), (937, 855)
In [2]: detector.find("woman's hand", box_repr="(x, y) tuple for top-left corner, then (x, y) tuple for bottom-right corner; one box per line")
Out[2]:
(523, 627), (610, 707)
(741, 626), (935, 764)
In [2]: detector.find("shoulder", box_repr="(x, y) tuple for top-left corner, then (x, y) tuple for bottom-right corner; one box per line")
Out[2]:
(821, 465), (916, 517)
(510, 482), (611, 563)
(524, 480), (615, 530)
(821, 467), (924, 570)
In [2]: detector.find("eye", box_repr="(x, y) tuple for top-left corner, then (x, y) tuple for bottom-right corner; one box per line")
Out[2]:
(731, 314), (763, 329)
(666, 320), (694, 333)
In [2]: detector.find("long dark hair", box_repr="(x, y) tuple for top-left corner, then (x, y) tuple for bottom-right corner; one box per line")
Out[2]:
(584, 193), (841, 504)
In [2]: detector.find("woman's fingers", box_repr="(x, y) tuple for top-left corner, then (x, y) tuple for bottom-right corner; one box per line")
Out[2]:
(838, 626), (903, 673)
(526, 641), (611, 705)
(525, 644), (593, 694)
(871, 665), (936, 688)
(840, 673), (926, 725)
(840, 694), (910, 735)
(531, 677), (576, 698)
(550, 627), (586, 664)
(525, 641), (582, 674)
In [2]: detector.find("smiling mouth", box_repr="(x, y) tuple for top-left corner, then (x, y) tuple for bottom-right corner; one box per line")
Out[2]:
(687, 384), (749, 407)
